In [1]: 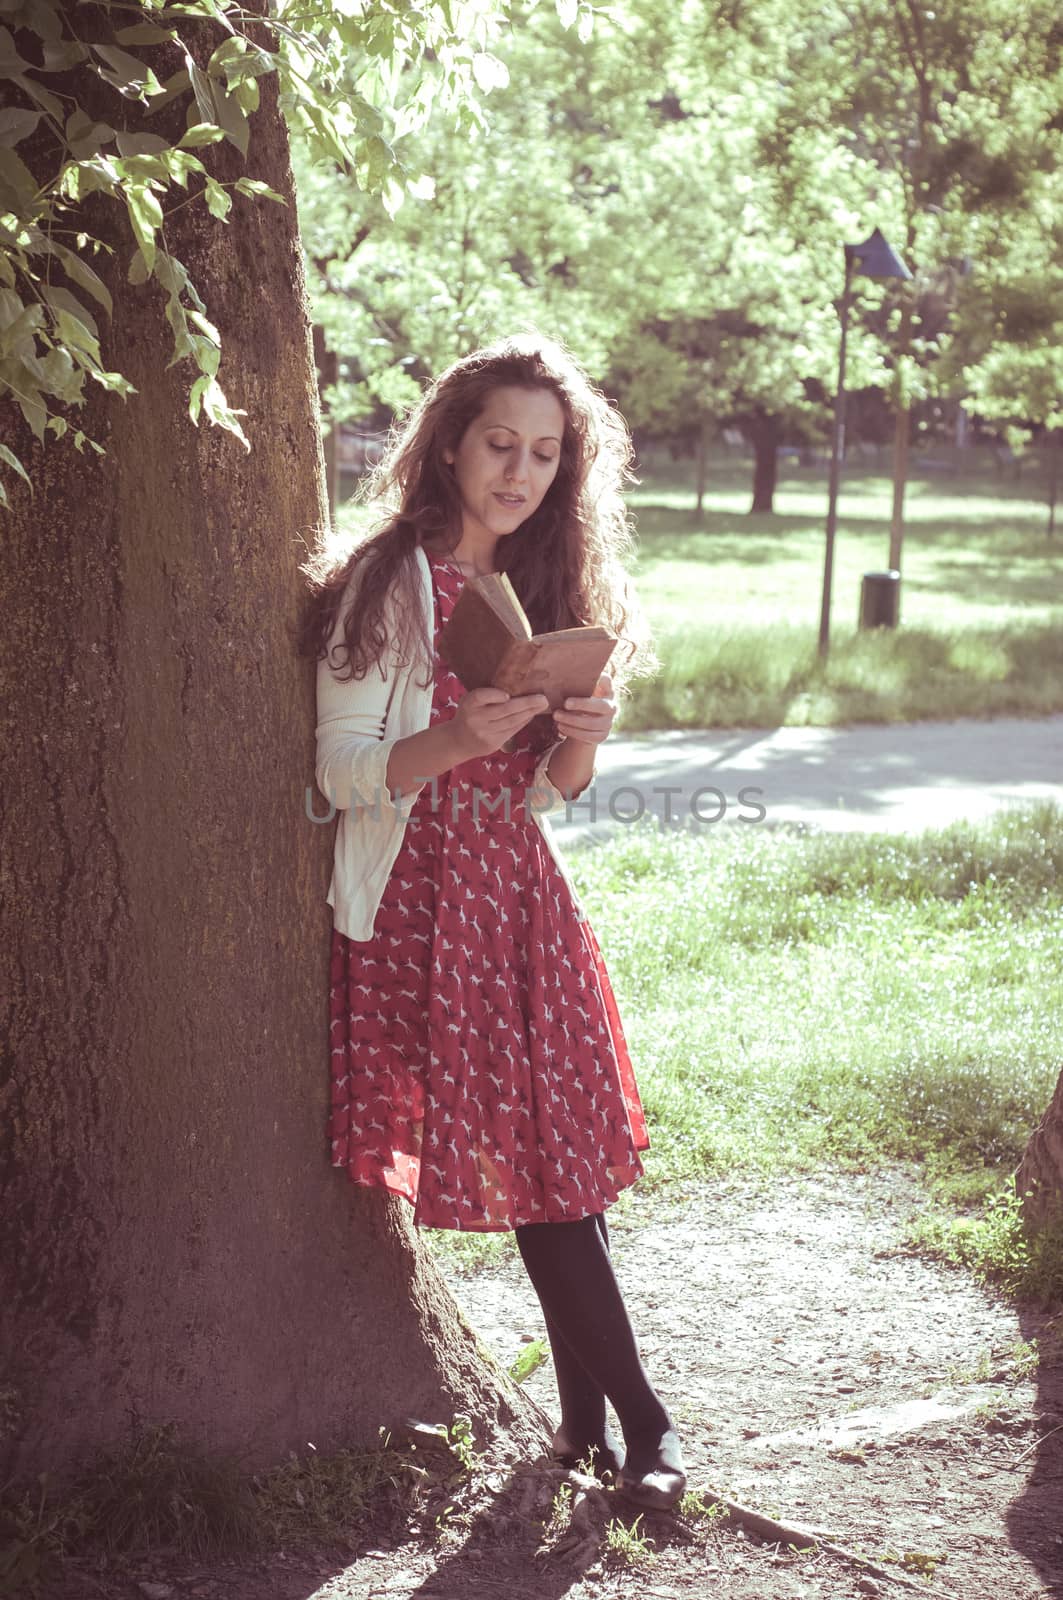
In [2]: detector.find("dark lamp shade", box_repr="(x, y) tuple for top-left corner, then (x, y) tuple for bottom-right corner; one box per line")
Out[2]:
(844, 227), (913, 280)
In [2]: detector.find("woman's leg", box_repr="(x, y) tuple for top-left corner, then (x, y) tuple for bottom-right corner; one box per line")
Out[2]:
(515, 1212), (686, 1507)
(540, 1215), (623, 1475)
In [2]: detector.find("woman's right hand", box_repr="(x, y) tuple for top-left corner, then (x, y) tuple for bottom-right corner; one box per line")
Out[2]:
(446, 687), (550, 762)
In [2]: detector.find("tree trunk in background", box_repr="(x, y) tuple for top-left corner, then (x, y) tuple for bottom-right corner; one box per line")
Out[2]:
(1016, 1073), (1063, 1229)
(888, 402), (910, 571)
(694, 416), (710, 516)
(1, 13), (541, 1485)
(745, 408), (780, 514)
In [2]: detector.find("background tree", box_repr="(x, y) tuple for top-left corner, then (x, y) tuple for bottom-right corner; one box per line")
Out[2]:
(755, 0), (1063, 569)
(1, 0), (550, 1484)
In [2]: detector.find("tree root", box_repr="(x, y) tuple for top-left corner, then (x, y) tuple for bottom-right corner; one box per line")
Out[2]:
(698, 1486), (948, 1594)
(522, 1457), (947, 1593)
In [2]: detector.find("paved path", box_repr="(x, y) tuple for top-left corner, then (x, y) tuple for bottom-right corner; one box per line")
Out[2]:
(549, 714), (1063, 844)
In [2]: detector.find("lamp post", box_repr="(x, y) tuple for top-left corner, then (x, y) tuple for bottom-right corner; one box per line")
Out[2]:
(817, 227), (912, 657)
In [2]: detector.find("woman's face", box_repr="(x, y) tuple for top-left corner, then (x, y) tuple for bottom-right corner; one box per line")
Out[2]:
(445, 385), (565, 546)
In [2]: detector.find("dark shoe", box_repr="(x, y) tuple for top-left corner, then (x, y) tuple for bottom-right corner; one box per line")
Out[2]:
(615, 1428), (686, 1511)
(551, 1426), (625, 1480)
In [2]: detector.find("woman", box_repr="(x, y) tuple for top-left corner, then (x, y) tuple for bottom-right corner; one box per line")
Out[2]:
(300, 333), (686, 1511)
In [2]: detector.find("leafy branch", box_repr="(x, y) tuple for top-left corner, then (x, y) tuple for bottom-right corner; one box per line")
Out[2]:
(0, 0), (582, 505)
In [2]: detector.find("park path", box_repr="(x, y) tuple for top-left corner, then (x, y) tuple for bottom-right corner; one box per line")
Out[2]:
(548, 713), (1063, 844)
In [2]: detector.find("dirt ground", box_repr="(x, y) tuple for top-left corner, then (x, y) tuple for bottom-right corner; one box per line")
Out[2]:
(51, 1167), (1063, 1600)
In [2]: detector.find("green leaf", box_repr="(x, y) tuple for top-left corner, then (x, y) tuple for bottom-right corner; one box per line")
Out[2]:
(187, 308), (221, 344)
(555, 0), (578, 27)
(211, 82), (249, 158)
(190, 332), (220, 376)
(144, 66), (192, 113)
(41, 283), (99, 342)
(199, 375), (249, 448)
(125, 187), (161, 273)
(89, 366), (136, 395)
(232, 76), (259, 116)
(65, 110), (116, 159)
(1, 356), (47, 439)
(188, 369), (210, 422)
(41, 39), (87, 73)
(471, 51), (508, 93)
(0, 146), (39, 213)
(158, 147), (205, 188)
(0, 439), (33, 491)
(114, 23), (176, 45)
(0, 26), (33, 78)
(233, 176), (286, 204)
(18, 73), (64, 121)
(362, 134), (392, 191)
(91, 43), (155, 94)
(0, 108), (40, 147)
(178, 123), (225, 149)
(207, 35), (248, 76)
(0, 294), (44, 357)
(127, 247), (151, 286)
(115, 132), (170, 157)
(185, 52), (217, 124)
(14, 0), (61, 45)
(203, 177), (232, 220)
(49, 241), (113, 316)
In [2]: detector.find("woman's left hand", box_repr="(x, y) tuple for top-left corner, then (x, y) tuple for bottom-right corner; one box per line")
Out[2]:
(552, 672), (616, 746)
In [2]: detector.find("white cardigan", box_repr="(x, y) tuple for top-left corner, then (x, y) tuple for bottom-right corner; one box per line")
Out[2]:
(315, 546), (584, 941)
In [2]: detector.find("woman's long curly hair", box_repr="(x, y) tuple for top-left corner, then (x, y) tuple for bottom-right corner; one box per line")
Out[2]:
(297, 332), (658, 697)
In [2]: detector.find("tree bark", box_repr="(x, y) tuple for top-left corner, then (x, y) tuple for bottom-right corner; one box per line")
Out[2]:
(1, 12), (541, 1485)
(1016, 1069), (1063, 1228)
(745, 408), (780, 514)
(313, 323), (341, 520)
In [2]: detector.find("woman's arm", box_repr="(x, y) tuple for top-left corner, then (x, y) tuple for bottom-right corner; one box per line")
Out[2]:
(386, 687), (551, 797)
(544, 672), (617, 800)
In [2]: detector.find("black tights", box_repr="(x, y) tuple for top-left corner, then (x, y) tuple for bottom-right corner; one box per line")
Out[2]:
(514, 1213), (672, 1475)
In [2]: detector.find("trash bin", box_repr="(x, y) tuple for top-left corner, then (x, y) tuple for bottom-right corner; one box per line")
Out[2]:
(860, 570), (901, 629)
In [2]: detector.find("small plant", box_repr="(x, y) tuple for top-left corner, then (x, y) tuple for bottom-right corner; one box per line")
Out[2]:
(902, 1548), (947, 1576)
(539, 1481), (573, 1544)
(604, 1512), (656, 1569)
(678, 1488), (724, 1523)
(908, 1187), (1063, 1303)
(1008, 1337), (1040, 1382)
(446, 1415), (480, 1475)
(508, 1338), (548, 1384)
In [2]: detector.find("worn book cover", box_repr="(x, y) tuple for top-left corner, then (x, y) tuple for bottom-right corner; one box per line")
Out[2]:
(438, 572), (617, 711)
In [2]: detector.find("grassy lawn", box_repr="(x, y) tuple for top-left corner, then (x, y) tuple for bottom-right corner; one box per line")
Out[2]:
(620, 450), (1063, 730)
(336, 447), (1063, 731)
(427, 805), (1063, 1295)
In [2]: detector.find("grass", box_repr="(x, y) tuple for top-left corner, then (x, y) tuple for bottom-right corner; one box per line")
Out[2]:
(619, 451), (1063, 730)
(571, 801), (1062, 1186)
(0, 1420), (454, 1594)
(424, 803), (1063, 1296)
(336, 447), (1063, 731)
(563, 802), (1063, 1298)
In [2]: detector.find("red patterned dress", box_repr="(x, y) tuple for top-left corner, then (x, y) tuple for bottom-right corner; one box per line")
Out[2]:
(327, 551), (649, 1231)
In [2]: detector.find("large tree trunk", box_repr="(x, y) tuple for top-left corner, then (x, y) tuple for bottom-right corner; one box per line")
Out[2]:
(1, 11), (541, 1484)
(1016, 1071), (1063, 1228)
(744, 408), (780, 514)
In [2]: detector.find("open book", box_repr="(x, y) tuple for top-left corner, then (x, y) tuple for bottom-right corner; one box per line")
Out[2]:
(438, 572), (617, 711)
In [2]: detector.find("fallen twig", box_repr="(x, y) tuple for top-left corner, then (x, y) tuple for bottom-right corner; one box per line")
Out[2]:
(699, 1487), (949, 1594)
(1011, 1421), (1063, 1467)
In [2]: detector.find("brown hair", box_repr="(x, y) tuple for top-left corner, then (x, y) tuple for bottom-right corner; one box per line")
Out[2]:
(297, 332), (658, 697)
